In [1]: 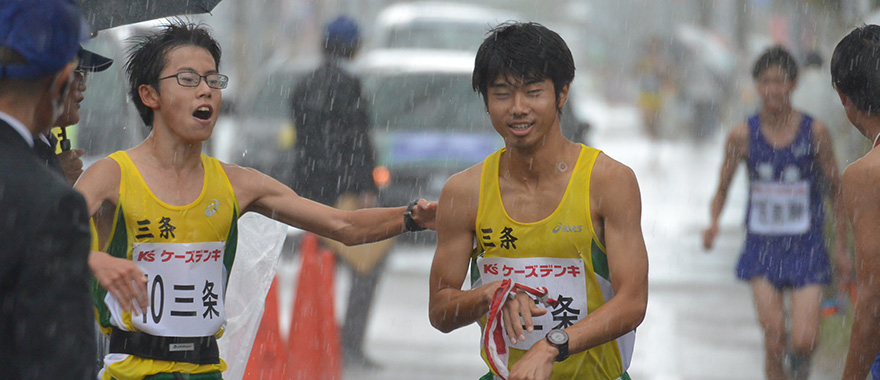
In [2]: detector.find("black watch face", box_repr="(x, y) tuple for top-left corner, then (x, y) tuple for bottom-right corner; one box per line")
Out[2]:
(547, 329), (567, 344)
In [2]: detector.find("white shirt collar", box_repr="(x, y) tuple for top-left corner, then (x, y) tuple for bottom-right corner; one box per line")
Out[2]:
(0, 110), (34, 148)
(37, 132), (50, 146)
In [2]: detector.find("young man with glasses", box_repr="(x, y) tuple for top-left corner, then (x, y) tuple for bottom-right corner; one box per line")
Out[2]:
(74, 21), (436, 380)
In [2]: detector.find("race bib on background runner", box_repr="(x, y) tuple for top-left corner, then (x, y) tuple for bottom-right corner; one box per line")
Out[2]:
(476, 257), (587, 349)
(749, 181), (810, 235)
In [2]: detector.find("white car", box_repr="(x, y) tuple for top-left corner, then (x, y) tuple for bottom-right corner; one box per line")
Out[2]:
(368, 2), (522, 52)
(357, 49), (501, 207)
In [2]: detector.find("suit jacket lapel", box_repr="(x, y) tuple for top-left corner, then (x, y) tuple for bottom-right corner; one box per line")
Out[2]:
(0, 119), (35, 153)
(0, 120), (65, 179)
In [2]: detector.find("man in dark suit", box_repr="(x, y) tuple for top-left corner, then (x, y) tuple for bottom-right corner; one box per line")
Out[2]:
(0, 0), (97, 379)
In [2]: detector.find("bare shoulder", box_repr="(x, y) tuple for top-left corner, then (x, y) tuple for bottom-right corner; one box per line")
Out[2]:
(444, 163), (483, 192)
(76, 156), (120, 190)
(809, 118), (834, 142)
(74, 156), (122, 213)
(843, 150), (880, 188)
(220, 161), (287, 193)
(437, 162), (484, 232)
(727, 121), (749, 146)
(218, 161), (290, 209)
(591, 152), (638, 188)
(219, 161), (263, 184)
(590, 153), (642, 233)
(440, 163), (483, 206)
(86, 155), (120, 174)
(842, 151), (880, 221)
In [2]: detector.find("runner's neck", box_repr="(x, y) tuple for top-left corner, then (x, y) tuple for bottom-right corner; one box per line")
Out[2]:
(760, 107), (797, 131)
(502, 139), (579, 182)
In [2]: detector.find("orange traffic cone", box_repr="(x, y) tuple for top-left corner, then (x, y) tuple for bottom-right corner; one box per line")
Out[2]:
(243, 276), (286, 379)
(287, 233), (342, 380)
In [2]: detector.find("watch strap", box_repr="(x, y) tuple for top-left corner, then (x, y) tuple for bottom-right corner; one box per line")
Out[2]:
(546, 329), (569, 362)
(404, 199), (426, 232)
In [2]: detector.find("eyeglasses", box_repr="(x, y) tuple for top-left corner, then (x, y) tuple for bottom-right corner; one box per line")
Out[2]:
(158, 72), (229, 89)
(73, 69), (88, 91)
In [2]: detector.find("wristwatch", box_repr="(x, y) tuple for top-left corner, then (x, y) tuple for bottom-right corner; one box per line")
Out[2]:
(545, 329), (569, 362)
(404, 199), (426, 232)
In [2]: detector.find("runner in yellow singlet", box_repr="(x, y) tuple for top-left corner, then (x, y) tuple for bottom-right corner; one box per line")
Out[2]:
(428, 22), (648, 380)
(75, 22), (436, 380)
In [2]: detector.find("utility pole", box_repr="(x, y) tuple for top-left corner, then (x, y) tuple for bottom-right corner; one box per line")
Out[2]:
(734, 0), (749, 54)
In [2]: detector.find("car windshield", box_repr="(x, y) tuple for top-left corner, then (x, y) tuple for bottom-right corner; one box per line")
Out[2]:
(366, 73), (487, 133)
(248, 71), (301, 119)
(386, 22), (490, 51)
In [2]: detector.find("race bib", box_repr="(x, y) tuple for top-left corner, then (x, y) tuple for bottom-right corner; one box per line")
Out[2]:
(125, 241), (227, 337)
(748, 181), (810, 235)
(476, 257), (587, 349)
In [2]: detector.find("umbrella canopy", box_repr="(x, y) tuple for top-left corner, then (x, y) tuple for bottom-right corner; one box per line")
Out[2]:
(79, 0), (221, 32)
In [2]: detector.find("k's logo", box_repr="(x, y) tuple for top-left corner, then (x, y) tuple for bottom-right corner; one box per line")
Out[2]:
(205, 199), (220, 217)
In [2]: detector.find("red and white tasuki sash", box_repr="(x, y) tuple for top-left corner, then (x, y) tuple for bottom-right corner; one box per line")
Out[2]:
(483, 279), (559, 380)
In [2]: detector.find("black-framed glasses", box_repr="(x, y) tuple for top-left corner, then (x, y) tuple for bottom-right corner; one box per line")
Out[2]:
(158, 72), (229, 89)
(73, 69), (88, 91)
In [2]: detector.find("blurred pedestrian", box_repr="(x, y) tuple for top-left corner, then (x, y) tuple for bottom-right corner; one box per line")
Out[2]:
(0, 0), (96, 379)
(428, 22), (648, 380)
(831, 24), (880, 380)
(703, 46), (850, 380)
(635, 36), (672, 140)
(289, 16), (385, 368)
(35, 47), (113, 184)
(683, 59), (721, 141)
(75, 21), (435, 380)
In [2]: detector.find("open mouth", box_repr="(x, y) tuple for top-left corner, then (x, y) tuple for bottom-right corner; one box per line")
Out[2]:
(509, 122), (533, 132)
(193, 106), (213, 121)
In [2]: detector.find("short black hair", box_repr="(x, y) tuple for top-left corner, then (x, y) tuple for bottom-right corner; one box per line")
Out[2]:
(125, 20), (222, 128)
(472, 22), (575, 108)
(752, 45), (798, 81)
(831, 24), (880, 114)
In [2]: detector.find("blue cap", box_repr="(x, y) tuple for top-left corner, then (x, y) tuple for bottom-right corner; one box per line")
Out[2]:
(0, 0), (89, 79)
(324, 16), (359, 46)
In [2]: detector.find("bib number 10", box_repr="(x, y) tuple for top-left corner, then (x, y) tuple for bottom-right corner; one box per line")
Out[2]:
(143, 275), (165, 324)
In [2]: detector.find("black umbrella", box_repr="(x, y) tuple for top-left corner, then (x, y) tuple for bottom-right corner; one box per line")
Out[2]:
(79, 0), (222, 32)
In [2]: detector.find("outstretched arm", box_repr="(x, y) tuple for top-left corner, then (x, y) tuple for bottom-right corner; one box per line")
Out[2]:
(226, 164), (435, 246)
(704, 122), (748, 250)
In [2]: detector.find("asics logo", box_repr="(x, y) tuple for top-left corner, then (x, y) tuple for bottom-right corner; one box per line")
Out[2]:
(205, 199), (219, 217)
(552, 223), (582, 233)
